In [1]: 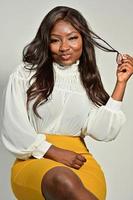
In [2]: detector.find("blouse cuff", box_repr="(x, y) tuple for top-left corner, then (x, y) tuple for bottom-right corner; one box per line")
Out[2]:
(29, 134), (52, 159)
(105, 97), (122, 111)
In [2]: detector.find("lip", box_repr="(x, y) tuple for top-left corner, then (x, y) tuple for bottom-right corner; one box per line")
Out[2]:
(60, 54), (71, 60)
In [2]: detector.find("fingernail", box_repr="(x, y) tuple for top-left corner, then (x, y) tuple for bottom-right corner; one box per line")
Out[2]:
(122, 54), (127, 59)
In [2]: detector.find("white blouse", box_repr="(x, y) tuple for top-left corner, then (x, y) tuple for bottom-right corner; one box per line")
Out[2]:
(1, 61), (126, 160)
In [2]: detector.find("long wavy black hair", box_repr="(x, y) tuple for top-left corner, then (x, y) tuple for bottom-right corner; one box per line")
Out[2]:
(23, 6), (119, 118)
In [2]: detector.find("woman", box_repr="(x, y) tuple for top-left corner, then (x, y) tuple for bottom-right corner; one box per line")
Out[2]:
(1, 6), (133, 200)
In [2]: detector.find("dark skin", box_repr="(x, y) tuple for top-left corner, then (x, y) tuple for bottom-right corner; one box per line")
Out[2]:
(41, 20), (133, 200)
(41, 20), (98, 200)
(45, 20), (87, 171)
(41, 166), (99, 200)
(44, 145), (87, 170)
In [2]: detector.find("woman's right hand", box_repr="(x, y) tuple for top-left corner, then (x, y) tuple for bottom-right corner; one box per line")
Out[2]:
(44, 145), (86, 169)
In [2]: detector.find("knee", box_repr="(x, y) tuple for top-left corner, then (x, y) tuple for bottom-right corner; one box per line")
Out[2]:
(41, 166), (83, 198)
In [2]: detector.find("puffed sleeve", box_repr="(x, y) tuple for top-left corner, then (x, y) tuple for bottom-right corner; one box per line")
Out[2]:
(82, 97), (126, 141)
(1, 64), (52, 160)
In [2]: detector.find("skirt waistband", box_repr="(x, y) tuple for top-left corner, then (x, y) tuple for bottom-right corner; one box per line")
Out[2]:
(45, 134), (89, 154)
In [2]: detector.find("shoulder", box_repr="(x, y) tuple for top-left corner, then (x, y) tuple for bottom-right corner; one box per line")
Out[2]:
(11, 62), (36, 81)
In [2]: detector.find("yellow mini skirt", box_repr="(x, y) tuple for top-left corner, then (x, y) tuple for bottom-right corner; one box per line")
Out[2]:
(11, 134), (106, 200)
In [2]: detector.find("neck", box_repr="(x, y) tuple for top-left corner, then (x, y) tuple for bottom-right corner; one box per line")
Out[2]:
(53, 60), (79, 69)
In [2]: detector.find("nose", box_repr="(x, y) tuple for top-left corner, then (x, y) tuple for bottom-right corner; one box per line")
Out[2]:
(59, 40), (70, 52)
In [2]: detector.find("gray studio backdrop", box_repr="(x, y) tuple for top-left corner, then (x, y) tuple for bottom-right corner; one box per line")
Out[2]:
(0, 0), (133, 199)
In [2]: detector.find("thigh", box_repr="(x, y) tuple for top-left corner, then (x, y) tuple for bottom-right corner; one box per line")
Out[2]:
(11, 154), (106, 200)
(70, 153), (107, 200)
(11, 158), (65, 200)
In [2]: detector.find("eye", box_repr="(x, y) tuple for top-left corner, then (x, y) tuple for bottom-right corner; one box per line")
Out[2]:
(50, 38), (59, 43)
(69, 36), (78, 40)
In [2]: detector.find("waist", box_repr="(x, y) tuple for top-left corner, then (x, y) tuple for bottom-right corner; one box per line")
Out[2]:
(45, 134), (89, 154)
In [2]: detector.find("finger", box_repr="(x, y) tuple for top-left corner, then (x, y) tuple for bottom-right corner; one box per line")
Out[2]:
(117, 66), (133, 75)
(121, 59), (133, 66)
(76, 154), (86, 162)
(117, 65), (130, 73)
(71, 156), (84, 166)
(74, 158), (84, 166)
(123, 54), (133, 60)
(118, 62), (133, 69)
(122, 54), (133, 63)
(72, 163), (81, 169)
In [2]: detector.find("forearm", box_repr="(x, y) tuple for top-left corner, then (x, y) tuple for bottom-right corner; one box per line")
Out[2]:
(43, 144), (86, 169)
(111, 81), (127, 101)
(44, 145), (59, 159)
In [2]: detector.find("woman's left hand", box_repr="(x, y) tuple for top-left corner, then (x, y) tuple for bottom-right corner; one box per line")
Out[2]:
(117, 54), (133, 83)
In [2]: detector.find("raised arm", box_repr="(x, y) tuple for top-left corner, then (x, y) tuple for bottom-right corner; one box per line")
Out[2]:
(111, 54), (133, 101)
(82, 54), (133, 142)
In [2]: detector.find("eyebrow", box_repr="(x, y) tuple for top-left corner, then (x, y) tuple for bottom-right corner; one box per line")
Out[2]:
(50, 31), (79, 37)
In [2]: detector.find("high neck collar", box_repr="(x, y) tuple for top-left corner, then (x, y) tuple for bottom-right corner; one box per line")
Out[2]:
(53, 60), (79, 76)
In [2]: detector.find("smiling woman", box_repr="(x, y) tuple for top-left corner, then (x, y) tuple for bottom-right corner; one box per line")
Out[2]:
(49, 20), (83, 66)
(1, 5), (133, 200)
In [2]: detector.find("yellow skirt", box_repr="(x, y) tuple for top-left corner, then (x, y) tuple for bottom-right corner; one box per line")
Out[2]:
(11, 134), (106, 200)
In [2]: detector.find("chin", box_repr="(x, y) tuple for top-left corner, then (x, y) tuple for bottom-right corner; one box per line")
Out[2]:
(58, 59), (78, 66)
